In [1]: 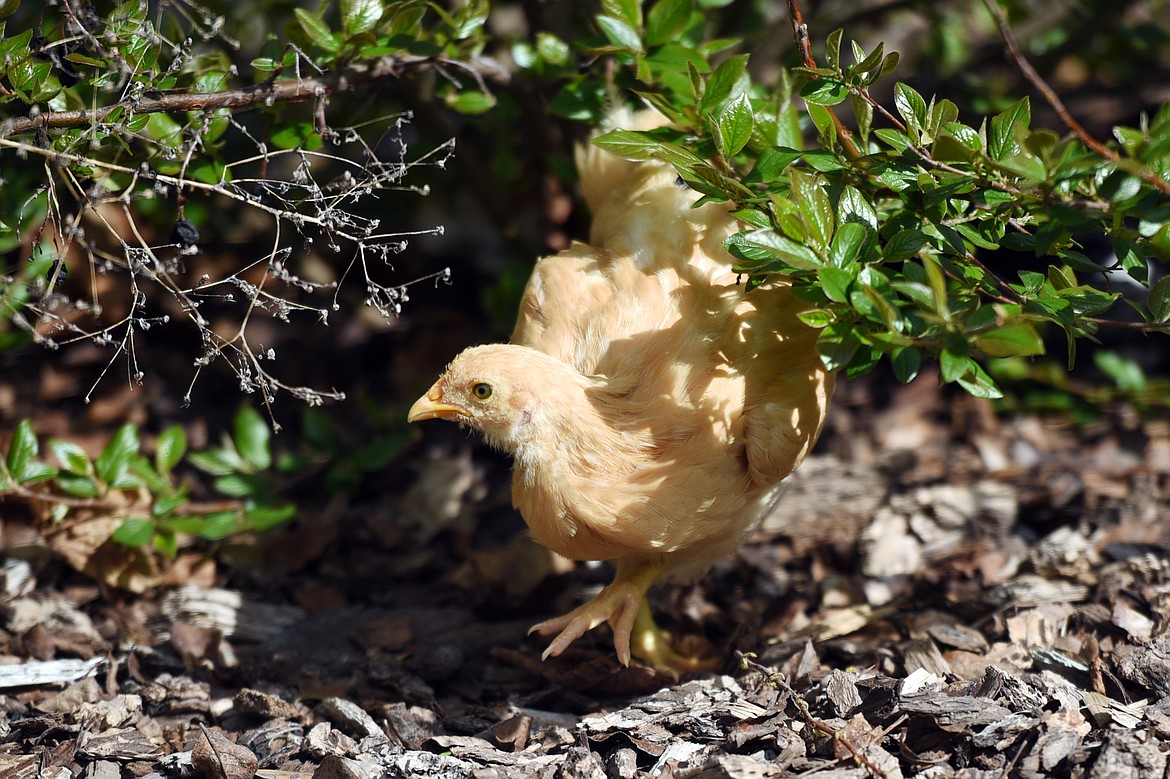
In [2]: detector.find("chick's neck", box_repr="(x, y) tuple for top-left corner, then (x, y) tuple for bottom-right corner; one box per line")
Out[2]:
(510, 368), (648, 488)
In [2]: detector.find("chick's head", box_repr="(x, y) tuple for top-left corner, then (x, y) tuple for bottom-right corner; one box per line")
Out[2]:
(407, 344), (567, 451)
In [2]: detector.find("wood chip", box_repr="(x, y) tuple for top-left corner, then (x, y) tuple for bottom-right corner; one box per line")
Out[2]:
(192, 726), (259, 779)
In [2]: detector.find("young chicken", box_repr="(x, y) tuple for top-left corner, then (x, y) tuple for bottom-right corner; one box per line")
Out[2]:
(408, 118), (835, 672)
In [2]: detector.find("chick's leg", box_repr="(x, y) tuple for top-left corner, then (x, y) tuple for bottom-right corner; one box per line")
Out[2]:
(629, 598), (721, 675)
(530, 559), (661, 667)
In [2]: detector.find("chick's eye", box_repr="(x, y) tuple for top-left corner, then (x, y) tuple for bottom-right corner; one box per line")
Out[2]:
(472, 382), (493, 400)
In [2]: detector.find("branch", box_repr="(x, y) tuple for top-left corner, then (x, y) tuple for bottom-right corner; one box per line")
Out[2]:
(982, 0), (1170, 197)
(0, 54), (506, 138)
(785, 0), (861, 160)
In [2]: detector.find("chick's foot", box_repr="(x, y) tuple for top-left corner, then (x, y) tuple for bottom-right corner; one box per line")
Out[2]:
(530, 563), (660, 666)
(531, 563), (720, 675)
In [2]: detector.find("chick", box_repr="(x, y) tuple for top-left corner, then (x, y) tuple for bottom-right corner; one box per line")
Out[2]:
(409, 122), (834, 672)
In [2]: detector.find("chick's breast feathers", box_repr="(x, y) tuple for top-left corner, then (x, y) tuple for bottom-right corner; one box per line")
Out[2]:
(507, 137), (835, 580)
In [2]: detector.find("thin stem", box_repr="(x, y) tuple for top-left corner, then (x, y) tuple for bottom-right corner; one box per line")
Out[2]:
(785, 0), (862, 160)
(982, 0), (1170, 196)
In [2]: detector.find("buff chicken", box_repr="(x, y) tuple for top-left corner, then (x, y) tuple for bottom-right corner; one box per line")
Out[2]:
(408, 112), (835, 673)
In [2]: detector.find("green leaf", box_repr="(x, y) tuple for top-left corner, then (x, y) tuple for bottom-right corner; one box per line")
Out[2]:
(824, 28), (843, 71)
(797, 309), (834, 328)
(716, 93), (753, 157)
(790, 169), (834, 251)
(188, 158), (231, 185)
(989, 97), (1030, 161)
(828, 223), (866, 268)
(196, 511), (240, 540)
(593, 128), (662, 160)
(800, 79), (848, 106)
(850, 41), (885, 76)
(6, 419), (37, 481)
(880, 51), (901, 77)
(974, 323), (1046, 357)
(155, 425), (187, 473)
(0, 29), (30, 63)
(153, 492), (188, 518)
(1055, 286), (1118, 316)
(894, 83), (927, 135)
(1017, 270), (1046, 296)
(95, 424), (140, 486)
(851, 93), (873, 141)
(51, 439), (91, 477)
(154, 531), (179, 559)
(130, 456), (169, 494)
(819, 266), (854, 303)
(446, 90), (496, 114)
(805, 103), (836, 145)
(874, 128), (913, 153)
(602, 0), (642, 28)
(1095, 351), (1146, 391)
(700, 54), (749, 114)
(451, 0), (488, 38)
(294, 8), (340, 53)
(1113, 238), (1147, 283)
(17, 461), (57, 484)
(941, 349), (1003, 398)
(58, 473), (100, 498)
(341, 0), (382, 35)
(725, 229), (822, 270)
(159, 515), (214, 534)
(837, 185), (878, 232)
(111, 517), (155, 547)
(891, 346), (921, 383)
(535, 32), (570, 66)
(1149, 275), (1170, 323)
(244, 503), (297, 531)
(215, 473), (265, 498)
(234, 407), (272, 471)
(646, 0), (692, 46)
(188, 446), (246, 476)
(884, 230), (927, 262)
(743, 147), (801, 184)
(817, 322), (859, 372)
(270, 122), (322, 151)
(596, 14), (642, 51)
(251, 57), (281, 73)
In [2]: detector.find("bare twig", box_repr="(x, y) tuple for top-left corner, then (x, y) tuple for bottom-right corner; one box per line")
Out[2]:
(738, 652), (891, 778)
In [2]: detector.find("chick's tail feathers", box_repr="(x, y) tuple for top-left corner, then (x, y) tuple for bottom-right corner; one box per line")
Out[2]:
(575, 106), (675, 214)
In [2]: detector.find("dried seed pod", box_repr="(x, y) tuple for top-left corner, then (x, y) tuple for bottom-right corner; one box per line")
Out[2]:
(172, 218), (200, 249)
(47, 260), (68, 285)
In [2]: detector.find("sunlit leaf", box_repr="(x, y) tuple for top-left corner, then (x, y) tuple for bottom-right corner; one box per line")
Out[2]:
(646, 0), (693, 46)
(234, 407), (272, 471)
(95, 424), (139, 486)
(341, 0), (382, 35)
(112, 517), (155, 547)
(974, 323), (1046, 357)
(715, 93), (752, 156)
(155, 425), (187, 474)
(49, 439), (90, 476)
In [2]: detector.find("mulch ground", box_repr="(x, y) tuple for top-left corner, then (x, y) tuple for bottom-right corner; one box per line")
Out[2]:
(2, 292), (1170, 779)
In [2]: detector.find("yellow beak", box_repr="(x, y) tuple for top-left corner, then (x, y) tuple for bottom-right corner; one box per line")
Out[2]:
(407, 381), (466, 422)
